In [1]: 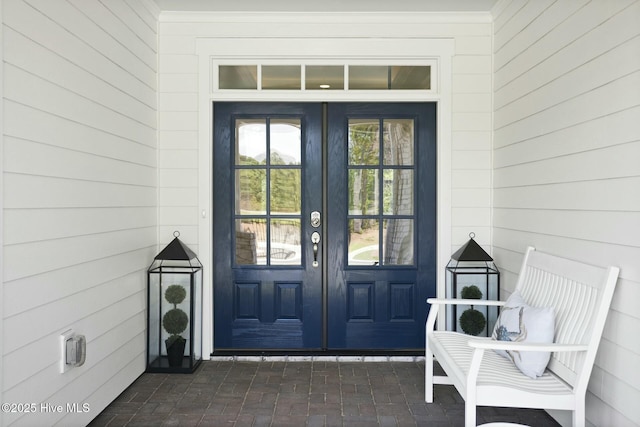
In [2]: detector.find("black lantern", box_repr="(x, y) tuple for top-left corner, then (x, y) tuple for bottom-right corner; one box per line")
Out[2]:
(147, 232), (202, 373)
(446, 233), (499, 337)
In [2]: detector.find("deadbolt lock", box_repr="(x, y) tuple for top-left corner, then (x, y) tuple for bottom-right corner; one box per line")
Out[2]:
(311, 211), (321, 228)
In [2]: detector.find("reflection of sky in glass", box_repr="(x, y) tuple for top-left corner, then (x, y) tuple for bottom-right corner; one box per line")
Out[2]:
(238, 123), (266, 159)
(238, 123), (301, 163)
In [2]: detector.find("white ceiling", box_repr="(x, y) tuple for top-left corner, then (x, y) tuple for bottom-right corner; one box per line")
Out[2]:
(153, 0), (497, 13)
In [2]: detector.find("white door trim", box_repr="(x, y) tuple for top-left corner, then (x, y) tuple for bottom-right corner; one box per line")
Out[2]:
(196, 36), (454, 356)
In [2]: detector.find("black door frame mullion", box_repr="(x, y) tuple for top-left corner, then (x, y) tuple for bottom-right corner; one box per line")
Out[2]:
(321, 102), (329, 350)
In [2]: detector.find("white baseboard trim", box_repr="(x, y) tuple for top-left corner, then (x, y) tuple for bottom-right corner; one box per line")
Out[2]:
(209, 355), (426, 362)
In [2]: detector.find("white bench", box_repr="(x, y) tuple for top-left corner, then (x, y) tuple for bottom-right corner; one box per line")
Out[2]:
(425, 247), (619, 427)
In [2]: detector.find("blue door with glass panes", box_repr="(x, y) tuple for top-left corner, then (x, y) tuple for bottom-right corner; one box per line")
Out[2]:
(213, 102), (436, 351)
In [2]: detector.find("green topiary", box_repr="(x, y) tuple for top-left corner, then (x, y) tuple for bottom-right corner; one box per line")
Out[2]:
(163, 285), (188, 346)
(163, 308), (188, 337)
(459, 308), (486, 336)
(165, 284), (187, 305)
(461, 285), (482, 300)
(459, 285), (486, 336)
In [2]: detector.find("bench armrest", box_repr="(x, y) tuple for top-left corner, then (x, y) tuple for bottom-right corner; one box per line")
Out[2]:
(468, 339), (589, 353)
(465, 341), (589, 391)
(427, 298), (506, 307)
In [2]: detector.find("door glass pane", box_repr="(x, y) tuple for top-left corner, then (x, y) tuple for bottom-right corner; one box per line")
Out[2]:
(348, 119), (379, 165)
(270, 169), (301, 214)
(383, 169), (413, 215)
(262, 65), (301, 90)
(306, 66), (344, 90)
(235, 219), (266, 265)
(383, 219), (414, 265)
(236, 169), (266, 214)
(346, 113), (417, 268)
(383, 119), (414, 165)
(348, 219), (379, 266)
(271, 219), (301, 265)
(349, 169), (379, 215)
(236, 119), (266, 165)
(219, 65), (258, 89)
(270, 119), (301, 165)
(234, 116), (303, 267)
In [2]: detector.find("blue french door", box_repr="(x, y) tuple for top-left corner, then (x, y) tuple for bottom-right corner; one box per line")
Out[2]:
(326, 103), (436, 349)
(213, 103), (323, 349)
(213, 102), (436, 351)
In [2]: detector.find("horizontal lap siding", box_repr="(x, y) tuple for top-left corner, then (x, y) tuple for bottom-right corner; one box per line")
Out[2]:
(492, 1), (640, 426)
(157, 13), (494, 256)
(452, 41), (493, 249)
(1, 1), (159, 426)
(157, 20), (197, 251)
(446, 29), (493, 251)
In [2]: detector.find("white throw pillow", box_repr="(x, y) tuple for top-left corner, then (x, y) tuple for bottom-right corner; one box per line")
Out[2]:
(491, 290), (555, 379)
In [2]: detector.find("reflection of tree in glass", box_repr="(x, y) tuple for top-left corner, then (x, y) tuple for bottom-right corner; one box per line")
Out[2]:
(382, 121), (415, 265)
(270, 151), (301, 213)
(271, 169), (300, 213)
(271, 151), (285, 164)
(383, 121), (413, 214)
(237, 152), (301, 214)
(349, 124), (379, 234)
(349, 124), (378, 165)
(238, 155), (265, 212)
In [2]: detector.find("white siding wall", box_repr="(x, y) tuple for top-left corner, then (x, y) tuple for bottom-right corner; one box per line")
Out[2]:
(451, 28), (494, 251)
(0, 0), (5, 415)
(1, 1), (159, 425)
(157, 11), (494, 288)
(492, 1), (640, 426)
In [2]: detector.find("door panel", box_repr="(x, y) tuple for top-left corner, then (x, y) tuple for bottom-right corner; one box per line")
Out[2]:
(213, 102), (436, 351)
(213, 102), (323, 349)
(326, 103), (436, 350)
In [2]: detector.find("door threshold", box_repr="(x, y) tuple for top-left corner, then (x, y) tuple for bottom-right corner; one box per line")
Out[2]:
(210, 350), (425, 362)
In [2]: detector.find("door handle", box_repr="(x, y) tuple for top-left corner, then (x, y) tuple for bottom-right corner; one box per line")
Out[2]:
(311, 231), (320, 267)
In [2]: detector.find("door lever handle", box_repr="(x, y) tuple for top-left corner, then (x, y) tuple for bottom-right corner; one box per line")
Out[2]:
(311, 231), (320, 267)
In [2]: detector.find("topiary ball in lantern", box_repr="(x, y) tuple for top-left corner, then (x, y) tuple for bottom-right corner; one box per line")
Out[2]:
(459, 285), (486, 336)
(165, 284), (186, 305)
(461, 285), (483, 299)
(459, 309), (486, 336)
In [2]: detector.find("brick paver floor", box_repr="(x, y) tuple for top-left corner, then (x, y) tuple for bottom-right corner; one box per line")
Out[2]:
(89, 360), (560, 426)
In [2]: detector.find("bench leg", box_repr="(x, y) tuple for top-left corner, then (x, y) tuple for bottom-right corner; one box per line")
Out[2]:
(425, 346), (434, 402)
(465, 400), (477, 427)
(573, 401), (586, 427)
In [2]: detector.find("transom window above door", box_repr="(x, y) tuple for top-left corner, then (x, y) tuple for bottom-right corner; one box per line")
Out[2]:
(218, 64), (432, 91)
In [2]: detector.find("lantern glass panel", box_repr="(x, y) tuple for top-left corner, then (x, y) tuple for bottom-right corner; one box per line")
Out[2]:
(148, 272), (161, 364)
(147, 249), (202, 373)
(445, 258), (500, 337)
(193, 269), (203, 363)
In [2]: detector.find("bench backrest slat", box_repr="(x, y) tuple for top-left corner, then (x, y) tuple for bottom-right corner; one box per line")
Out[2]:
(514, 248), (618, 389)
